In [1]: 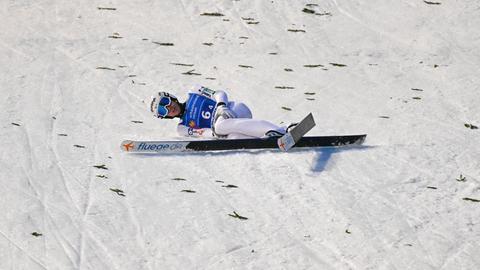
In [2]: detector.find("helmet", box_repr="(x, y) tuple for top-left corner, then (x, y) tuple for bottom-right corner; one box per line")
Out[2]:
(150, 92), (179, 119)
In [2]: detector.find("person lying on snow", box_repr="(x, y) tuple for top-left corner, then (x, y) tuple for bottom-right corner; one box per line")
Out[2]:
(149, 85), (296, 139)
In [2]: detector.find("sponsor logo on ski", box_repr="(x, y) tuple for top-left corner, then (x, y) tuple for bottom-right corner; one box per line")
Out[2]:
(138, 142), (184, 151)
(169, 143), (184, 150)
(122, 141), (134, 151)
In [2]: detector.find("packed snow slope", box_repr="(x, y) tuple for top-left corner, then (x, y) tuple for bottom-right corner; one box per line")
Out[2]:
(1, 0), (479, 269)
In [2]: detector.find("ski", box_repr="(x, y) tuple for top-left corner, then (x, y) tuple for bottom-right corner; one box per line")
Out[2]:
(277, 113), (316, 151)
(120, 134), (366, 153)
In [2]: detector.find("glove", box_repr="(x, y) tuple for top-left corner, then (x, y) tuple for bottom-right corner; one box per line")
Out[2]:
(216, 103), (236, 119)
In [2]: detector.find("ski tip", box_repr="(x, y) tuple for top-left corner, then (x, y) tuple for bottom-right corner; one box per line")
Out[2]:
(306, 113), (315, 124)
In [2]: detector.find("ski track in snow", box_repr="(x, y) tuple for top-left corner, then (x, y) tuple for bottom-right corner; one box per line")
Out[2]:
(1, 0), (480, 269)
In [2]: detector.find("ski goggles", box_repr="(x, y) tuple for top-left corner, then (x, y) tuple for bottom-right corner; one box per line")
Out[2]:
(156, 96), (172, 117)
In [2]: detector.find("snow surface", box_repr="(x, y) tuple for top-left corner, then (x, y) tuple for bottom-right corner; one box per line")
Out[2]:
(1, 0), (479, 269)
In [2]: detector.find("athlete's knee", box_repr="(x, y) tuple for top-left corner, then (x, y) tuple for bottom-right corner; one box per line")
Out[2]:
(232, 102), (252, 118)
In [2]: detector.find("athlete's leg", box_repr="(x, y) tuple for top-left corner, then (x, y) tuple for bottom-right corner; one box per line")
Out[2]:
(214, 118), (286, 138)
(227, 133), (256, 139)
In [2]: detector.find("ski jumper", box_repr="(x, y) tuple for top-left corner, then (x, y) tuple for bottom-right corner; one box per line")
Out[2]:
(176, 86), (285, 139)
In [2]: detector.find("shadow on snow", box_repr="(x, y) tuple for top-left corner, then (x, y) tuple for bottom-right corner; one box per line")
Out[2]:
(128, 145), (374, 172)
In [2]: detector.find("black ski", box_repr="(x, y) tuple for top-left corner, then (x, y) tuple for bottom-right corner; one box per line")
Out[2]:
(120, 134), (367, 153)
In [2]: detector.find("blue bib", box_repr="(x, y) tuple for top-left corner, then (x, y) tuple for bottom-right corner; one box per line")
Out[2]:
(180, 93), (217, 129)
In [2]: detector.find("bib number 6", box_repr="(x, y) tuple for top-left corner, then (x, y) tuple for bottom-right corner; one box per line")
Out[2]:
(201, 111), (211, 119)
